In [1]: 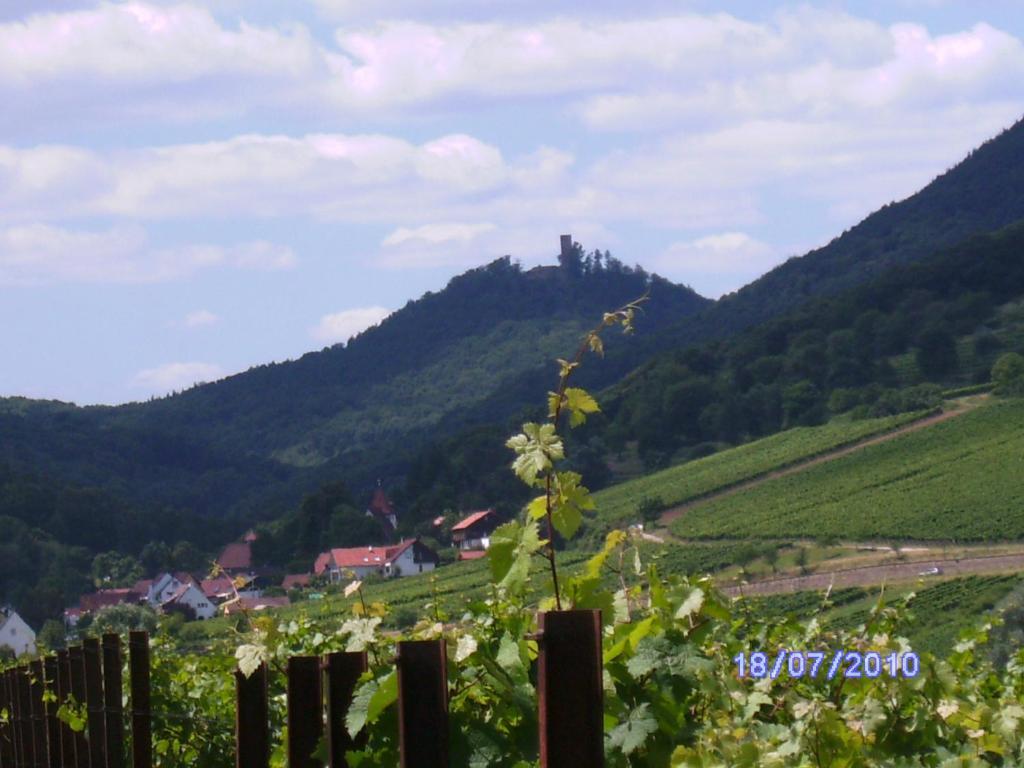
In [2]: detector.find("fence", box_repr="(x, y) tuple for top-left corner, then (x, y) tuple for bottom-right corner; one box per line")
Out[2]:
(0, 610), (603, 768)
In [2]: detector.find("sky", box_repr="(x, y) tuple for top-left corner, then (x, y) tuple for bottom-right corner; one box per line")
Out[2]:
(2, 1), (1023, 405)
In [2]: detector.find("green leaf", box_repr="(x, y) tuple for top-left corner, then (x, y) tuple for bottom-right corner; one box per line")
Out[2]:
(339, 617), (382, 652)
(346, 671), (397, 737)
(525, 495), (547, 521)
(496, 631), (523, 672)
(505, 422), (564, 485)
(550, 471), (594, 540)
(674, 587), (704, 622)
(563, 387), (600, 427)
(607, 703), (659, 756)
(487, 520), (543, 593)
(234, 643), (268, 679)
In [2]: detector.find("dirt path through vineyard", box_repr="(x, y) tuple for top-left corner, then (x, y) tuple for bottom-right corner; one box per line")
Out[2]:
(720, 552), (1024, 597)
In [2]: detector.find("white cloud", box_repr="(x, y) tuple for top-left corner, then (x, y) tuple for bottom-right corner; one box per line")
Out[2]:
(0, 223), (296, 284)
(654, 233), (782, 298)
(0, 3), (318, 86)
(132, 361), (225, 393)
(184, 309), (219, 327)
(310, 306), (392, 344)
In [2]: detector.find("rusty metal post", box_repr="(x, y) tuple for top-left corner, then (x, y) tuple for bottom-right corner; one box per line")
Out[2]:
(0, 670), (14, 768)
(287, 656), (323, 768)
(29, 660), (48, 767)
(56, 650), (77, 768)
(324, 651), (368, 767)
(101, 635), (125, 768)
(537, 610), (604, 768)
(396, 640), (448, 768)
(83, 638), (105, 768)
(234, 664), (269, 768)
(15, 667), (33, 768)
(68, 646), (90, 768)
(43, 657), (61, 768)
(127, 632), (151, 768)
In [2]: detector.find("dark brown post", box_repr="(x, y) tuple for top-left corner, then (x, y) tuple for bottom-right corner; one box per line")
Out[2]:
(128, 632), (151, 768)
(287, 656), (323, 768)
(396, 640), (448, 768)
(30, 660), (49, 767)
(234, 664), (269, 768)
(16, 667), (34, 768)
(57, 650), (77, 768)
(43, 657), (61, 768)
(83, 639), (105, 768)
(101, 635), (124, 768)
(325, 651), (368, 767)
(0, 670), (15, 768)
(537, 610), (604, 768)
(69, 646), (90, 768)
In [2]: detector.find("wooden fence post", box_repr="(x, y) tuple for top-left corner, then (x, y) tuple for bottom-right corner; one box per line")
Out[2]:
(128, 631), (152, 768)
(537, 610), (604, 768)
(56, 650), (77, 768)
(287, 656), (323, 768)
(68, 646), (90, 768)
(235, 664), (269, 768)
(15, 667), (33, 768)
(83, 638), (106, 768)
(101, 635), (125, 768)
(324, 651), (368, 767)
(43, 657), (61, 768)
(396, 640), (448, 768)
(0, 669), (14, 768)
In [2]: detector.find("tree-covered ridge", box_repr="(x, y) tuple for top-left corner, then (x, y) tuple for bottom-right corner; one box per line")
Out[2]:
(656, 115), (1024, 350)
(0, 251), (706, 517)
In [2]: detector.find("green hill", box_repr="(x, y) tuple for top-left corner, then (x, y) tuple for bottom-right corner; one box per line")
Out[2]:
(670, 397), (1024, 542)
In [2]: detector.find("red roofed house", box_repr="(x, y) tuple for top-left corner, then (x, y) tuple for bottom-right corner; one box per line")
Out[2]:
(366, 483), (397, 533)
(217, 533), (255, 575)
(79, 588), (143, 613)
(314, 539), (438, 583)
(282, 574), (311, 590)
(451, 509), (500, 554)
(160, 582), (217, 621)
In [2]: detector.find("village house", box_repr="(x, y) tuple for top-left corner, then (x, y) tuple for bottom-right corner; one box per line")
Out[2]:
(216, 530), (258, 576)
(314, 539), (438, 583)
(160, 582), (217, 620)
(0, 607), (36, 658)
(451, 509), (500, 560)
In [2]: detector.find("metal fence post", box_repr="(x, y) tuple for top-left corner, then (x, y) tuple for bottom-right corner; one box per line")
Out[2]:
(83, 638), (106, 768)
(101, 635), (125, 768)
(324, 651), (368, 767)
(287, 656), (323, 768)
(396, 640), (448, 768)
(128, 631), (151, 768)
(537, 610), (604, 768)
(234, 664), (269, 768)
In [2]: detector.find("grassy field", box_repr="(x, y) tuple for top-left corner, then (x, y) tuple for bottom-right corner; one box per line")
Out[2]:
(584, 409), (931, 536)
(671, 398), (1024, 542)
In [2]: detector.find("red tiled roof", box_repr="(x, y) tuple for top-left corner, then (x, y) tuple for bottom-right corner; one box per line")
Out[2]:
(282, 574), (311, 589)
(131, 579), (154, 595)
(458, 550), (488, 561)
(318, 540), (416, 570)
(80, 589), (141, 612)
(452, 509), (496, 532)
(217, 542), (252, 571)
(201, 576), (237, 599)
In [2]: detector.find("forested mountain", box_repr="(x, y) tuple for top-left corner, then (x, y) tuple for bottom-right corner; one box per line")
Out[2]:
(0, 252), (706, 522)
(651, 116), (1024, 351)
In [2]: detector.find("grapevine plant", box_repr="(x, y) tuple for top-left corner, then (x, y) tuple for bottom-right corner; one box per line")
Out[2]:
(7, 301), (1024, 766)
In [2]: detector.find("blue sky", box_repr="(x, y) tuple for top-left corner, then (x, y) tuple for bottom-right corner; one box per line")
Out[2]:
(2, 1), (1023, 405)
